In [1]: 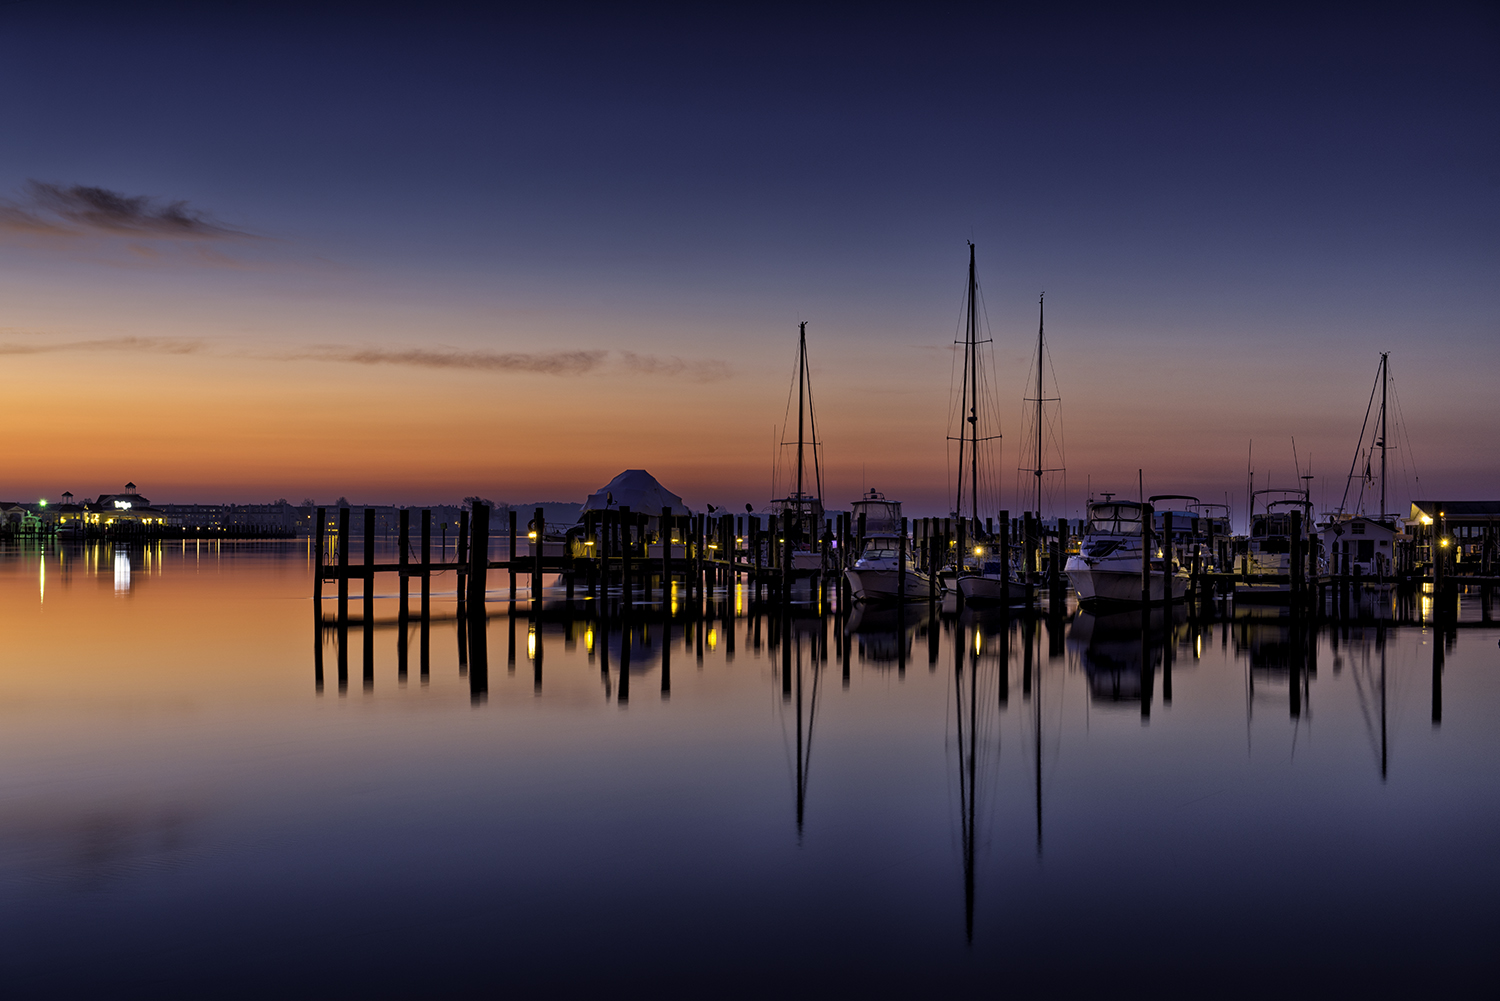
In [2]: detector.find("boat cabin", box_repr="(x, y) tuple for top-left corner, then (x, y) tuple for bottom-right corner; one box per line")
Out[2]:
(1321, 516), (1401, 576)
(851, 489), (902, 536)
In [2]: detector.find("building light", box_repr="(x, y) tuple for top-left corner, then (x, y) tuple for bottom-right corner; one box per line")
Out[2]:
(973, 546), (983, 556)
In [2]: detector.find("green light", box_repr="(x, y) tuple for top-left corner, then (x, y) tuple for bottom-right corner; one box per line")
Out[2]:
(39, 499), (47, 507)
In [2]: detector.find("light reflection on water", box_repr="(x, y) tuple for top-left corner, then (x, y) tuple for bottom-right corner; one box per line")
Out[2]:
(0, 538), (1496, 997)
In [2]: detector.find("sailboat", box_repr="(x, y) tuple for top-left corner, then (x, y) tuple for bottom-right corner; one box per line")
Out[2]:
(771, 322), (826, 572)
(936, 246), (1020, 606)
(1323, 353), (1411, 580)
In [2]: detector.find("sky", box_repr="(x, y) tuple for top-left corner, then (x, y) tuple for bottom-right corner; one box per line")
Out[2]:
(0, 3), (1495, 525)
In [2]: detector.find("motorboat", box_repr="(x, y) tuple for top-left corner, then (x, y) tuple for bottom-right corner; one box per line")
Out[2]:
(1065, 498), (1188, 607)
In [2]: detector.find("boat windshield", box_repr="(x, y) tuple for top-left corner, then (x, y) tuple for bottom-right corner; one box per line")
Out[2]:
(1088, 503), (1143, 536)
(1252, 514), (1291, 538)
(860, 544), (900, 561)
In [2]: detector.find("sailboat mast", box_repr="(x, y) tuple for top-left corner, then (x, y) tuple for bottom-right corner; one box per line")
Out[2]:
(796, 322), (806, 529)
(1034, 294), (1045, 519)
(1379, 351), (1388, 522)
(954, 248), (972, 521)
(969, 243), (979, 531)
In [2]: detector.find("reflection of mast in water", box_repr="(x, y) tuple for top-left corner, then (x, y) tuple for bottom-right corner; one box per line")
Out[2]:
(954, 622), (979, 941)
(788, 631), (822, 833)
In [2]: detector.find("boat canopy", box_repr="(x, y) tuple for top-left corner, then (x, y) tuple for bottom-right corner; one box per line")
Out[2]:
(1087, 501), (1144, 536)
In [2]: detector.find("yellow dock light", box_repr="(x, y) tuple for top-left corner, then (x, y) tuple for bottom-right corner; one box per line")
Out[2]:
(974, 631), (983, 655)
(1439, 537), (1450, 548)
(973, 545), (983, 556)
(528, 531), (537, 540)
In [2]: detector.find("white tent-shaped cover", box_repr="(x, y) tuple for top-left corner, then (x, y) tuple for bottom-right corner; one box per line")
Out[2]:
(580, 470), (691, 519)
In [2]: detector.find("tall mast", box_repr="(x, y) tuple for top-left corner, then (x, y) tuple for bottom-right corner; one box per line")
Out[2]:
(969, 243), (979, 529)
(1034, 294), (1045, 519)
(796, 321), (806, 528)
(1379, 351), (1388, 522)
(954, 247), (972, 521)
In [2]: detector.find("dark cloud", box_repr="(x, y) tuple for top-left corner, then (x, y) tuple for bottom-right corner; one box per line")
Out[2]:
(0, 181), (243, 239)
(293, 346), (608, 375)
(620, 351), (732, 382)
(0, 336), (202, 356)
(0, 338), (727, 380)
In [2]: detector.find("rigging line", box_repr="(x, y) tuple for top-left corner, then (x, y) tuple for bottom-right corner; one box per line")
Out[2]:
(1338, 357), (1382, 516)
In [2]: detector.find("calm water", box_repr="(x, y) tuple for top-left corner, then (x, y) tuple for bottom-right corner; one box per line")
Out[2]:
(2, 540), (1497, 998)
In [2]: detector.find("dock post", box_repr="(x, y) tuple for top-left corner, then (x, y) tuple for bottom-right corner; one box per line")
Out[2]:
(1163, 512), (1175, 615)
(457, 509), (470, 613)
(420, 510), (431, 679)
(469, 502), (489, 611)
(1000, 511), (1010, 609)
(622, 506), (634, 605)
(337, 506), (350, 627)
(662, 507), (673, 604)
(898, 517), (908, 602)
(398, 508), (410, 680)
(313, 507), (326, 611)
(534, 507), (545, 610)
(310, 504), (325, 621)
(786, 516), (798, 603)
(1141, 503), (1154, 605)
(1049, 539), (1064, 614)
(1290, 509), (1303, 609)
(363, 507), (375, 624)
(509, 510), (518, 605)
(363, 507), (375, 689)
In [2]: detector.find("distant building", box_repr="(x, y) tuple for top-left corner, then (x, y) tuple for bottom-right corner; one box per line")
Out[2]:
(1408, 501), (1500, 571)
(88, 485), (166, 528)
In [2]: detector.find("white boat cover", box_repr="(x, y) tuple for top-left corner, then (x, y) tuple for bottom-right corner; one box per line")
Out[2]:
(580, 470), (693, 518)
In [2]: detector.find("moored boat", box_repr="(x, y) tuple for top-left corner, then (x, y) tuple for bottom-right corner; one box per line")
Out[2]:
(1065, 498), (1188, 607)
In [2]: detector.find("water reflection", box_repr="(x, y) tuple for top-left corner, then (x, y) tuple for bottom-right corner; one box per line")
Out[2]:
(3, 542), (1497, 993)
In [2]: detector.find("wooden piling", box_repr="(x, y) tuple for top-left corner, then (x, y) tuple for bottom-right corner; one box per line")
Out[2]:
(468, 503), (489, 611)
(898, 516), (908, 601)
(457, 509), (470, 610)
(363, 508), (375, 625)
(509, 509), (518, 604)
(337, 506), (350, 626)
(1163, 512), (1175, 615)
(1141, 502), (1153, 605)
(313, 507), (326, 608)
(1000, 511), (1010, 609)
(398, 509), (410, 620)
(534, 507), (545, 608)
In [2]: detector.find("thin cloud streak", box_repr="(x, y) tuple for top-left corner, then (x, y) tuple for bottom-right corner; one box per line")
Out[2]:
(0, 337), (729, 380)
(0, 181), (245, 239)
(620, 351), (732, 382)
(290, 346), (608, 375)
(0, 336), (203, 356)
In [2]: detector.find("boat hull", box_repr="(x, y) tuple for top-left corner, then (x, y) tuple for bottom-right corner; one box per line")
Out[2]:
(845, 568), (931, 602)
(1069, 566), (1187, 607)
(954, 574), (1029, 606)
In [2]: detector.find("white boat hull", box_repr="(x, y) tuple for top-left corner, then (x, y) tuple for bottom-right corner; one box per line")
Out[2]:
(954, 574), (1028, 606)
(845, 568), (931, 602)
(1069, 566), (1187, 606)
